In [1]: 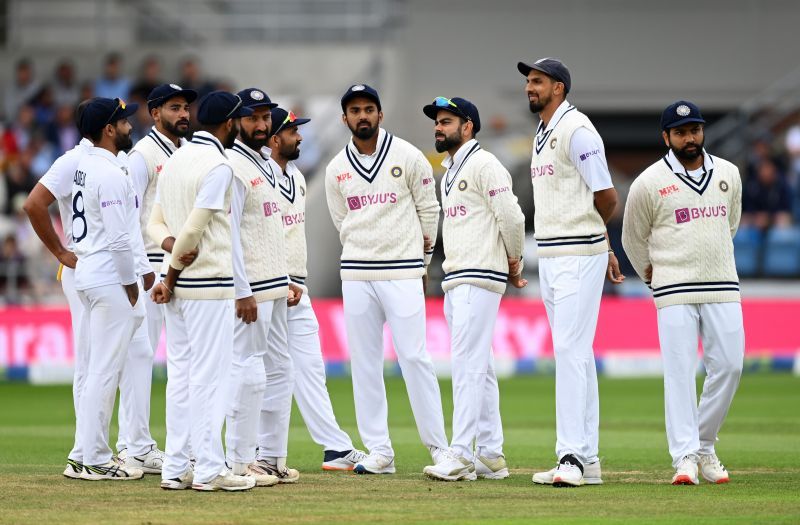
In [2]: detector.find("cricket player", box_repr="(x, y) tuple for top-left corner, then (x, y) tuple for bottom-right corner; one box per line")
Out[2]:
(70, 97), (148, 480)
(420, 97), (526, 482)
(269, 106), (366, 471)
(224, 88), (295, 486)
(324, 84), (449, 475)
(519, 58), (623, 487)
(622, 100), (744, 485)
(148, 91), (255, 492)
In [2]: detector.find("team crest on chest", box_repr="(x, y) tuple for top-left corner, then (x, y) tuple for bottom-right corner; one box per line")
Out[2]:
(390, 166), (403, 178)
(719, 180), (729, 192)
(458, 180), (468, 191)
(550, 137), (557, 149)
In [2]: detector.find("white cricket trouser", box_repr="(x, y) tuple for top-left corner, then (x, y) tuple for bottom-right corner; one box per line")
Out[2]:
(225, 299), (275, 465)
(288, 293), (353, 452)
(342, 279), (448, 458)
(539, 253), (607, 465)
(657, 302), (744, 467)
(61, 267), (89, 462)
(257, 300), (294, 459)
(75, 283), (145, 465)
(444, 284), (504, 462)
(162, 298), (233, 484)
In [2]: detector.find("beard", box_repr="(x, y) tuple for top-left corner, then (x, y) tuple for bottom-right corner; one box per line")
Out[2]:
(671, 138), (704, 162)
(114, 131), (133, 152)
(223, 123), (240, 149)
(285, 145), (300, 161)
(162, 118), (190, 138)
(349, 120), (378, 140)
(528, 92), (549, 114)
(434, 130), (463, 153)
(240, 127), (268, 151)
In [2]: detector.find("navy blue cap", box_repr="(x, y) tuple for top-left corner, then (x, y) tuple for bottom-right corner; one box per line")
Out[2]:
(517, 58), (571, 94)
(237, 88), (278, 109)
(340, 84), (381, 112)
(196, 90), (253, 125)
(146, 83), (198, 110)
(661, 100), (705, 130)
(78, 97), (139, 136)
(422, 96), (481, 134)
(270, 107), (311, 137)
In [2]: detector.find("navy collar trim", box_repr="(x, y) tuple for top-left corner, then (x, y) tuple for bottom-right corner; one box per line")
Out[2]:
(191, 133), (225, 155)
(345, 132), (393, 183)
(231, 142), (275, 187)
(662, 154), (713, 196)
(148, 129), (174, 157)
(535, 105), (575, 155)
(444, 142), (481, 196)
(278, 168), (295, 203)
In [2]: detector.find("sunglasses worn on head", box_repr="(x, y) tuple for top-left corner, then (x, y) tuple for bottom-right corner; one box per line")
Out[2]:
(273, 111), (297, 136)
(104, 98), (127, 127)
(433, 96), (471, 122)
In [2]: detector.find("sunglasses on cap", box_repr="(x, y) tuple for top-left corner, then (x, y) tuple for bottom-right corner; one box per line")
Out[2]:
(224, 94), (244, 120)
(272, 111), (297, 136)
(104, 98), (128, 127)
(433, 96), (471, 122)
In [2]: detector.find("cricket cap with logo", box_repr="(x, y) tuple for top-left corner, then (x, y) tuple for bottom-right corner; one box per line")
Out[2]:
(237, 88), (279, 110)
(196, 90), (253, 125)
(422, 96), (481, 134)
(78, 97), (139, 136)
(517, 57), (572, 94)
(270, 107), (311, 137)
(340, 83), (381, 112)
(146, 83), (198, 110)
(660, 100), (705, 130)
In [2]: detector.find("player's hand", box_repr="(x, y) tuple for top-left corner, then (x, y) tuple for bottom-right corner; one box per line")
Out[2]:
(508, 272), (528, 289)
(142, 272), (156, 292)
(150, 282), (172, 304)
(423, 235), (433, 253)
(124, 283), (140, 307)
(645, 264), (653, 282)
(57, 249), (78, 269)
(607, 253), (626, 284)
(178, 248), (198, 267)
(161, 236), (176, 254)
(236, 296), (258, 324)
(507, 257), (522, 277)
(287, 283), (303, 307)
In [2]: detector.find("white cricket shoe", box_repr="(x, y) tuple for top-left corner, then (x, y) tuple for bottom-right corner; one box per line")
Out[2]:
(533, 460), (602, 485)
(161, 467), (194, 490)
(322, 449), (368, 471)
(699, 453), (730, 484)
(423, 452), (476, 481)
(243, 462), (280, 486)
(255, 458), (300, 483)
(429, 445), (449, 465)
(63, 459), (83, 479)
(116, 448), (127, 463)
(552, 455), (584, 487)
(192, 471), (256, 492)
(80, 462), (144, 481)
(672, 455), (700, 485)
(475, 455), (510, 479)
(124, 445), (165, 474)
(353, 452), (396, 475)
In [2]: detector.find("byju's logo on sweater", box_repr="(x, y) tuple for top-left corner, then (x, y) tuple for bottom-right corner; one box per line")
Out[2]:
(263, 201), (279, 217)
(347, 193), (398, 211)
(531, 164), (554, 178)
(675, 205), (728, 224)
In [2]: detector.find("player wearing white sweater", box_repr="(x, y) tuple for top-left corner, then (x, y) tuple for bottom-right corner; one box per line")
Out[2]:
(622, 101), (744, 486)
(148, 91), (255, 492)
(519, 58), (624, 488)
(270, 106), (366, 471)
(325, 84), (448, 474)
(420, 97), (526, 482)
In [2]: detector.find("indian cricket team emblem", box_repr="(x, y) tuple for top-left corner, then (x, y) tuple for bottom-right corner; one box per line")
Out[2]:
(719, 180), (729, 192)
(550, 137), (557, 149)
(250, 90), (265, 101)
(352, 84), (365, 91)
(300, 185), (306, 196)
(390, 166), (403, 178)
(458, 180), (468, 191)
(677, 104), (691, 116)
(169, 83), (181, 90)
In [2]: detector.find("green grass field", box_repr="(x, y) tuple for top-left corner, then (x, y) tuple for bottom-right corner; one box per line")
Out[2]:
(1, 374), (799, 524)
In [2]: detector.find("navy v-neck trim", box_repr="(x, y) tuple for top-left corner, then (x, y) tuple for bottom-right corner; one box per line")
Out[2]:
(534, 105), (575, 155)
(232, 144), (276, 187)
(345, 132), (393, 183)
(663, 155), (713, 196)
(444, 142), (482, 196)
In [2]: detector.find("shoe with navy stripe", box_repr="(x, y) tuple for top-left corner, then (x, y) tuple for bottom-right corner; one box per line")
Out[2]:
(353, 452), (395, 474)
(63, 459), (84, 479)
(80, 461), (144, 481)
(322, 449), (367, 471)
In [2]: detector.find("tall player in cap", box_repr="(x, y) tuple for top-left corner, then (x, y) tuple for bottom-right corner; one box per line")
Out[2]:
(420, 97), (526, 482)
(519, 58), (624, 487)
(223, 87), (296, 486)
(622, 101), (743, 485)
(270, 106), (366, 471)
(70, 97), (148, 480)
(148, 91), (256, 492)
(325, 84), (448, 475)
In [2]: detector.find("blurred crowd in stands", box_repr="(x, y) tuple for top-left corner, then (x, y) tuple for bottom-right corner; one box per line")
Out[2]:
(2, 53), (800, 304)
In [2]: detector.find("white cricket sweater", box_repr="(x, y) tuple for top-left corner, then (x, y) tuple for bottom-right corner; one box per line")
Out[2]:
(621, 149), (742, 308)
(130, 127), (181, 272)
(440, 140), (526, 295)
(157, 133), (234, 300)
(325, 128), (440, 281)
(274, 159), (309, 291)
(228, 140), (289, 303)
(530, 102), (609, 257)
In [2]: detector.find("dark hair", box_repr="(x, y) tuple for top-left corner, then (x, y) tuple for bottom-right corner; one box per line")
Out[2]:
(88, 127), (104, 143)
(75, 98), (98, 135)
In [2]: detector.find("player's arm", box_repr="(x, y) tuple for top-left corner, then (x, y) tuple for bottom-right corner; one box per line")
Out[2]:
(324, 163), (347, 232)
(23, 183), (77, 268)
(621, 177), (654, 284)
(409, 150), (440, 266)
(729, 168), (743, 238)
(127, 151), (150, 210)
(480, 162), (526, 286)
(570, 127), (618, 224)
(98, 176), (139, 306)
(230, 177), (257, 323)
